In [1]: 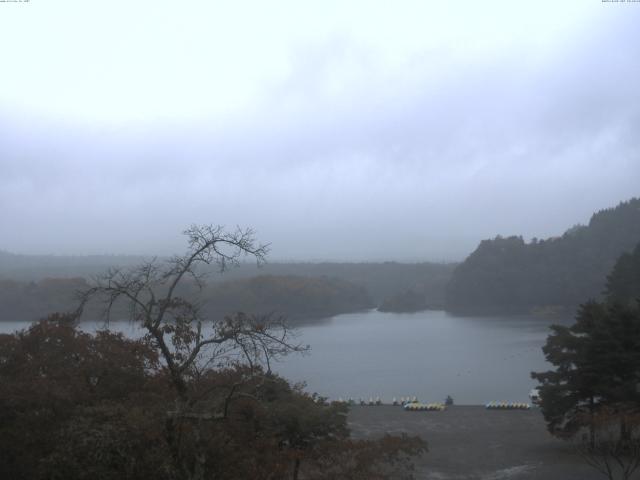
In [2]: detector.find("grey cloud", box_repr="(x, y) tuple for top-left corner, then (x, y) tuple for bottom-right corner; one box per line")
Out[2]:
(1, 9), (639, 260)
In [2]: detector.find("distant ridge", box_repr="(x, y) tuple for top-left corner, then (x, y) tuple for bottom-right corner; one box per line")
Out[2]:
(0, 251), (150, 281)
(445, 197), (640, 314)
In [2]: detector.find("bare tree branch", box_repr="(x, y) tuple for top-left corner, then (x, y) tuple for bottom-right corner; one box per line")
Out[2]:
(77, 224), (304, 400)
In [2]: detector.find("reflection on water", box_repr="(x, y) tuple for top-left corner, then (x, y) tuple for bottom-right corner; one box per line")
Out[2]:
(0, 309), (573, 405)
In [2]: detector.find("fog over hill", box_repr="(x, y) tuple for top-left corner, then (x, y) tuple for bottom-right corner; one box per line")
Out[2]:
(1, 2), (639, 261)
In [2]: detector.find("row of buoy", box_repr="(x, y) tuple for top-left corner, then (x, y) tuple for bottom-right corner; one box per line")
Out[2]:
(394, 396), (420, 406)
(334, 398), (532, 409)
(403, 402), (446, 411)
(335, 396), (428, 406)
(335, 397), (449, 409)
(485, 402), (531, 410)
(336, 397), (383, 406)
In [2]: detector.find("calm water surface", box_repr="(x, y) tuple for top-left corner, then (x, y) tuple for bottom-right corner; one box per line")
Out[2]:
(273, 310), (570, 405)
(1, 309), (570, 405)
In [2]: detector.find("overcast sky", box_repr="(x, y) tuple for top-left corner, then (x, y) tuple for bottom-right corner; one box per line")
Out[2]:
(1, 1), (639, 261)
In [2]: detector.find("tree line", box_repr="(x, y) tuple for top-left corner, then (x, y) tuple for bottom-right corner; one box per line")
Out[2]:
(0, 255), (455, 321)
(0, 274), (373, 324)
(446, 198), (640, 314)
(532, 242), (640, 479)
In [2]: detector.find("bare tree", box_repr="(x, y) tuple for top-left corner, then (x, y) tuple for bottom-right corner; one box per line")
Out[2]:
(577, 407), (640, 480)
(77, 224), (308, 480)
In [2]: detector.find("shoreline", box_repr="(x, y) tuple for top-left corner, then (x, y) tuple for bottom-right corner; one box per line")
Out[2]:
(348, 405), (603, 479)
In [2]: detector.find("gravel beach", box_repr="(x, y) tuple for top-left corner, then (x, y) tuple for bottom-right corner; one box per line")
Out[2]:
(348, 405), (606, 480)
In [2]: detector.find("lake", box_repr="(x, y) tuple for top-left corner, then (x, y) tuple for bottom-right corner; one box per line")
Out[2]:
(0, 309), (571, 405)
(272, 310), (570, 405)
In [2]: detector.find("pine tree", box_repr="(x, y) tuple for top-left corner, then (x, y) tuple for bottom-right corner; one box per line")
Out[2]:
(532, 300), (640, 443)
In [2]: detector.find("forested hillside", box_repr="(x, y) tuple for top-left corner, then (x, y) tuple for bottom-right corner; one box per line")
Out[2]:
(0, 251), (145, 280)
(605, 241), (640, 307)
(0, 277), (88, 323)
(197, 275), (374, 322)
(0, 275), (373, 324)
(0, 255), (455, 315)
(446, 198), (640, 314)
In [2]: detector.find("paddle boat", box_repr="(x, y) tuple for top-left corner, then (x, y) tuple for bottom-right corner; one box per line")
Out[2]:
(403, 402), (446, 412)
(485, 401), (531, 410)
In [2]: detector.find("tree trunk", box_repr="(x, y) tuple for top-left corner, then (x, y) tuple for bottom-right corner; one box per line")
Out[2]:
(620, 417), (630, 450)
(292, 457), (300, 480)
(589, 396), (596, 450)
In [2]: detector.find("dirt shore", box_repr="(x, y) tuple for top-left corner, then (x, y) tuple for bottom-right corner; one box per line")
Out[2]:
(348, 405), (606, 480)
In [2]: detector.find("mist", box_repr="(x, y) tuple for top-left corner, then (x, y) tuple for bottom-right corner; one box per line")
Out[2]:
(1, 1), (638, 261)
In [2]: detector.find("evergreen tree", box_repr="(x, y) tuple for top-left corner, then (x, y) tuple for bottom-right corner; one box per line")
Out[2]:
(606, 242), (640, 307)
(532, 302), (640, 441)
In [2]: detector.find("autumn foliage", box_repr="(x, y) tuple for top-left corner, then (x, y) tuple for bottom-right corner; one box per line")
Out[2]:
(0, 315), (426, 479)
